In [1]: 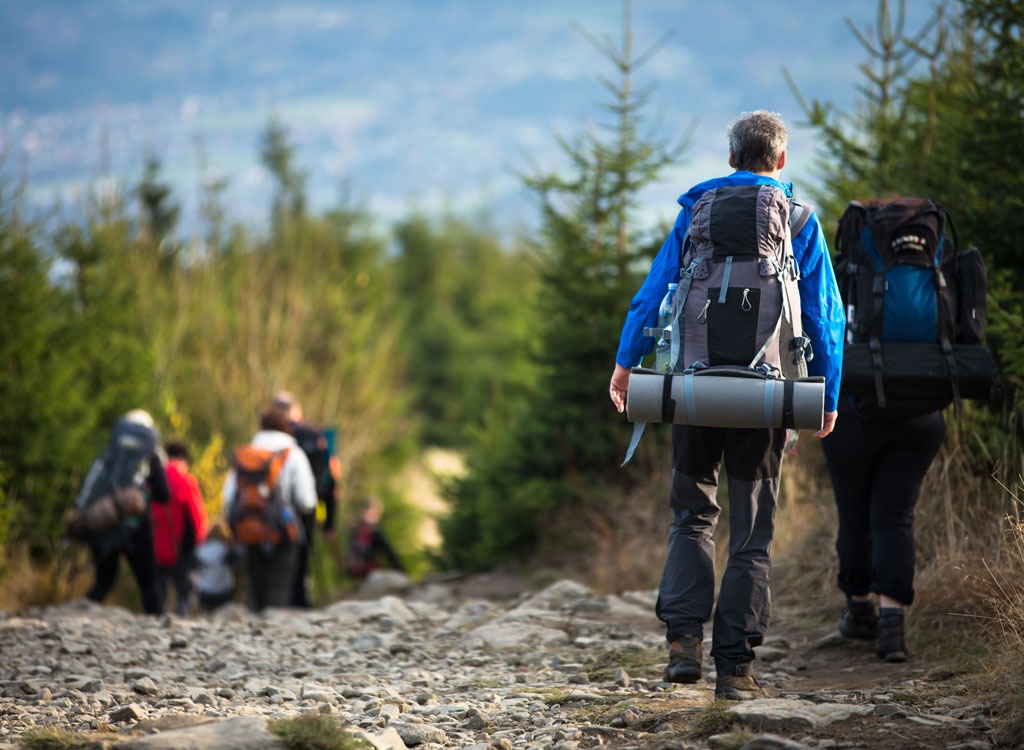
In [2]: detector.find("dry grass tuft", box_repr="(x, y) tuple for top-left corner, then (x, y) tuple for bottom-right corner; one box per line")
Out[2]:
(539, 471), (671, 594)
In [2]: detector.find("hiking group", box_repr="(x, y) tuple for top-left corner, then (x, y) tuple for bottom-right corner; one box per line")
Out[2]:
(609, 110), (996, 700)
(68, 390), (405, 616)
(65, 108), (997, 701)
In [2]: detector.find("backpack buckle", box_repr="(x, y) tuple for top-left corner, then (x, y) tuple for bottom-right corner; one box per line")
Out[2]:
(790, 336), (813, 364)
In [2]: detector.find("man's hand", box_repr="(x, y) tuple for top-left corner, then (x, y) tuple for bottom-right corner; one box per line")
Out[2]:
(816, 410), (838, 439)
(609, 364), (631, 413)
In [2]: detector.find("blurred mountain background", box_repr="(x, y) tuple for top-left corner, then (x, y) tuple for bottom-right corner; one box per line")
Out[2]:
(0, 0), (934, 235)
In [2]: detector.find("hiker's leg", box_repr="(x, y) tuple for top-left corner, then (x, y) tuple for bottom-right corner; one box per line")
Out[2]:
(869, 411), (945, 606)
(656, 425), (726, 643)
(711, 426), (785, 670)
(290, 512), (315, 608)
(87, 545), (119, 603)
(821, 414), (878, 598)
(264, 542), (299, 608)
(152, 566), (171, 614)
(243, 546), (265, 612)
(126, 520), (163, 616)
(170, 562), (193, 616)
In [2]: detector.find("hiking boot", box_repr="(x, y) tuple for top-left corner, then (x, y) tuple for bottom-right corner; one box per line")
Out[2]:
(715, 665), (767, 701)
(663, 635), (702, 684)
(876, 608), (908, 663)
(838, 597), (879, 641)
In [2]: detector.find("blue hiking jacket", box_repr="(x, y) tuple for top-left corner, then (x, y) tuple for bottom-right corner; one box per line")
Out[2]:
(614, 171), (846, 412)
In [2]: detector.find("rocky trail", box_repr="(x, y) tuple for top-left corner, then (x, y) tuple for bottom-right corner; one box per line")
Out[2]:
(0, 573), (999, 750)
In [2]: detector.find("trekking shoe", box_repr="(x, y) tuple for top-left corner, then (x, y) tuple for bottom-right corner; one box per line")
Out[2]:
(838, 598), (879, 641)
(876, 608), (908, 663)
(715, 669), (767, 701)
(662, 635), (702, 684)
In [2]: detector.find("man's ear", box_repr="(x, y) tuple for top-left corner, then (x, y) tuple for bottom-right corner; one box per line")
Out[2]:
(777, 150), (787, 170)
(728, 152), (739, 169)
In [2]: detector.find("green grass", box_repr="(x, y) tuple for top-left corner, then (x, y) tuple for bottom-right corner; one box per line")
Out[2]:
(17, 729), (92, 750)
(269, 714), (375, 750)
(687, 700), (740, 738)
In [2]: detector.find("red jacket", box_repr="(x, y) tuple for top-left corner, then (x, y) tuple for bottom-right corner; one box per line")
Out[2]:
(151, 460), (209, 567)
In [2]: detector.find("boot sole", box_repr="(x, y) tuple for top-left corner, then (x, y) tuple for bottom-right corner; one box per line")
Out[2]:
(880, 650), (907, 663)
(663, 664), (701, 684)
(714, 688), (766, 701)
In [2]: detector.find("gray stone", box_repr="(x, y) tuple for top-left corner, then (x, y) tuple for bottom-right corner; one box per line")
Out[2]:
(391, 722), (447, 745)
(114, 715), (283, 749)
(0, 576), (990, 750)
(741, 734), (812, 750)
(109, 703), (147, 722)
(463, 621), (569, 649)
(730, 698), (874, 731)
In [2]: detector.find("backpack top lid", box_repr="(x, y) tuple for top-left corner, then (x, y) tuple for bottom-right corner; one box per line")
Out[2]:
(232, 445), (290, 489)
(688, 183), (793, 260)
(840, 197), (951, 272)
(112, 415), (158, 453)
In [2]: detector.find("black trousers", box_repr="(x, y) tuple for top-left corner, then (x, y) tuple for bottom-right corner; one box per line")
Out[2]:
(155, 563), (194, 616)
(87, 518), (163, 615)
(244, 541), (299, 612)
(656, 423), (786, 671)
(821, 409), (945, 606)
(291, 511), (316, 608)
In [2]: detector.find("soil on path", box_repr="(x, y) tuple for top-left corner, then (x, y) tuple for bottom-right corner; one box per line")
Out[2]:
(635, 600), (994, 750)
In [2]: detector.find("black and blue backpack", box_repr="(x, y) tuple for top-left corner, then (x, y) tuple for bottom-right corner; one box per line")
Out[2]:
(834, 197), (997, 416)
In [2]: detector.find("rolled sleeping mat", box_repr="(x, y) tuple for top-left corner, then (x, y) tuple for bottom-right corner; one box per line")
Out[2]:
(626, 366), (825, 430)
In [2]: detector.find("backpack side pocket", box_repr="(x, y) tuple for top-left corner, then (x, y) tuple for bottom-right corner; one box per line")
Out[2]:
(956, 246), (987, 344)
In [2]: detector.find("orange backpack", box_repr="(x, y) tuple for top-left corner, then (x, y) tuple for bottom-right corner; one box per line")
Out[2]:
(227, 445), (299, 550)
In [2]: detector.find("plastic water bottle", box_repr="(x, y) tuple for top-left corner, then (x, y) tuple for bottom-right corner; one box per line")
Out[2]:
(655, 282), (678, 374)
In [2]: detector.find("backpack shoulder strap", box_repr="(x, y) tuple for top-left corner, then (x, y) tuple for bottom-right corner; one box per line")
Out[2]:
(788, 198), (814, 239)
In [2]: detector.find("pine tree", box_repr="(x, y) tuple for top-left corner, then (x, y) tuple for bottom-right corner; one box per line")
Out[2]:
(137, 154), (180, 250)
(440, 5), (688, 569)
(260, 118), (308, 233)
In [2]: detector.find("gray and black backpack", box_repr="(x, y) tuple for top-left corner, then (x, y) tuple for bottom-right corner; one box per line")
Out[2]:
(669, 183), (812, 378)
(621, 184), (823, 465)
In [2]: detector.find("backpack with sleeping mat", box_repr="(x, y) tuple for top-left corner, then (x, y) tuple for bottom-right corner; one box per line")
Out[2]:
(622, 184), (826, 464)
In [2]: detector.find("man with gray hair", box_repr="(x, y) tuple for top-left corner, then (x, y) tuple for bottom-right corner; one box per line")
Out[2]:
(608, 111), (845, 699)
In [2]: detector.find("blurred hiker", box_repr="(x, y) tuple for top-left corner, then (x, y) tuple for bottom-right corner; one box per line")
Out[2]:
(608, 111), (844, 700)
(346, 496), (405, 579)
(270, 390), (338, 608)
(222, 409), (317, 612)
(71, 409), (171, 616)
(194, 521), (238, 612)
(151, 441), (209, 616)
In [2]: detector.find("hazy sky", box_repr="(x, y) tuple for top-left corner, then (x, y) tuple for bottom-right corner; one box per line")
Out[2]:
(0, 1), (941, 236)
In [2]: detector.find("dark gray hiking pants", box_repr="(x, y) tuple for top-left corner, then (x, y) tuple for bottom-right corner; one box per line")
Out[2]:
(243, 541), (299, 612)
(655, 423), (786, 671)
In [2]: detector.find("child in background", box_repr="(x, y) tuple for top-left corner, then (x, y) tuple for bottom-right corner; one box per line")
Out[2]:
(194, 522), (237, 612)
(347, 496), (405, 579)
